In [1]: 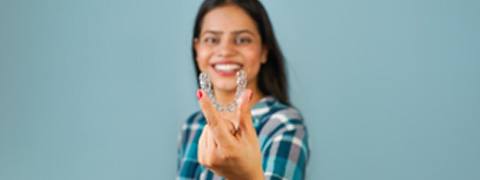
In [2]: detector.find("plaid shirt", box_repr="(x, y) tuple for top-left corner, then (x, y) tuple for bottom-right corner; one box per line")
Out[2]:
(177, 96), (309, 180)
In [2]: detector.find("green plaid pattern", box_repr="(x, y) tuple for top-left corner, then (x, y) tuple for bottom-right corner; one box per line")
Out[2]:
(177, 96), (309, 180)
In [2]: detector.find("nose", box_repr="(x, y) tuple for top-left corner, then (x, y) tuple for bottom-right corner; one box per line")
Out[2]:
(216, 39), (236, 57)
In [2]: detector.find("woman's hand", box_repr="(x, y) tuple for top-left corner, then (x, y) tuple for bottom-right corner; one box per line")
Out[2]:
(197, 89), (264, 180)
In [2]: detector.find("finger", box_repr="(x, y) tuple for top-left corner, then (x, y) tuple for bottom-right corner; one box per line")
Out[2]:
(197, 89), (218, 127)
(206, 127), (216, 150)
(204, 126), (219, 168)
(197, 126), (208, 164)
(197, 89), (235, 147)
(236, 89), (254, 131)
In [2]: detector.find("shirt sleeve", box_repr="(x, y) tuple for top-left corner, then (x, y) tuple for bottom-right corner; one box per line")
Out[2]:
(261, 120), (309, 180)
(176, 122), (186, 172)
(177, 112), (200, 172)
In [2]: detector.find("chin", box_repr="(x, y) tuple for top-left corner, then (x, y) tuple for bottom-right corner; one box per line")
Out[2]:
(212, 79), (237, 92)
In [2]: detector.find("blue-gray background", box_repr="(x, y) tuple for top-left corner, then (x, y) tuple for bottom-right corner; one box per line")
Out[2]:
(1, 0), (479, 179)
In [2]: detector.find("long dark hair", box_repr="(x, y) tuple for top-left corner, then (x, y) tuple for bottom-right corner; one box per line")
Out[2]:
(192, 0), (290, 105)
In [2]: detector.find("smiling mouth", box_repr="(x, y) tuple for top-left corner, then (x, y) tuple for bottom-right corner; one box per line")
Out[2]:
(211, 62), (243, 76)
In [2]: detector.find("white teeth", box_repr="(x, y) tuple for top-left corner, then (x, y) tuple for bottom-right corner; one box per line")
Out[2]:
(214, 64), (241, 72)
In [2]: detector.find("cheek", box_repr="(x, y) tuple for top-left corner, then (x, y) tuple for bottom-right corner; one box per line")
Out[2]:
(196, 48), (212, 71)
(240, 47), (263, 77)
(242, 46), (263, 63)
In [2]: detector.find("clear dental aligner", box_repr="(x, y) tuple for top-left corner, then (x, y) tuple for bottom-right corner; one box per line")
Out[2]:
(199, 70), (247, 112)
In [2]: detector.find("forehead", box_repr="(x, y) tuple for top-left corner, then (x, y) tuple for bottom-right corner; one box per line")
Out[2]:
(201, 5), (258, 34)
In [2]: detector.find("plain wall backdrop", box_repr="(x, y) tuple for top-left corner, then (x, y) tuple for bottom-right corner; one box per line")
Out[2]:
(1, 0), (479, 179)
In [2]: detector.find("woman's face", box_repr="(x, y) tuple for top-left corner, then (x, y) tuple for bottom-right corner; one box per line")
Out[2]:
(195, 4), (267, 93)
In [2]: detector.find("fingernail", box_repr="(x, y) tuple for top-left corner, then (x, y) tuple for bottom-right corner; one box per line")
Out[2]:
(196, 90), (203, 100)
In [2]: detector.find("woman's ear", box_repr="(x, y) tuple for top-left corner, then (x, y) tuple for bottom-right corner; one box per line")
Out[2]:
(194, 38), (199, 54)
(261, 47), (268, 64)
(193, 38), (201, 62)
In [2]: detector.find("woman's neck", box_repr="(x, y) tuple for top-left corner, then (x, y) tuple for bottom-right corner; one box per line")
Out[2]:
(213, 85), (264, 109)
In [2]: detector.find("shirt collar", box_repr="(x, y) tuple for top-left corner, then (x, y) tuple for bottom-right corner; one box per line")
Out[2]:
(251, 96), (276, 118)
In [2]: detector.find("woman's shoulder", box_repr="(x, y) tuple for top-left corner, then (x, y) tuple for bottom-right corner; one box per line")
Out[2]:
(256, 99), (309, 156)
(256, 97), (307, 137)
(185, 111), (204, 124)
(181, 111), (206, 132)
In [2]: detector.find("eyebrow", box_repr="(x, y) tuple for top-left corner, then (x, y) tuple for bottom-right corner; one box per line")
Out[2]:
(201, 29), (255, 36)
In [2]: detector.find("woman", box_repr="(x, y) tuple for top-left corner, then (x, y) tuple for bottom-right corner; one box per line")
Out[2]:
(177, 0), (309, 179)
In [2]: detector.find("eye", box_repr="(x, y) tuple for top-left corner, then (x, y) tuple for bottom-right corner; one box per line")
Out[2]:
(235, 36), (252, 45)
(203, 36), (220, 45)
